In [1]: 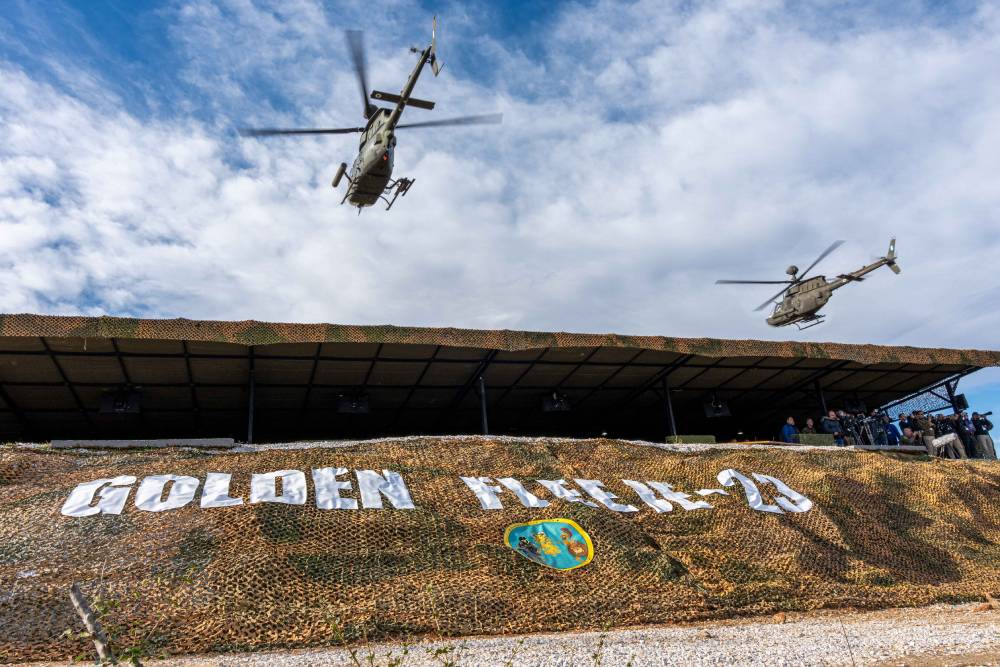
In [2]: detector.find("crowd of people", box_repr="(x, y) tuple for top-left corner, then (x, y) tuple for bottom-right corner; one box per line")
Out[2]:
(780, 409), (996, 460)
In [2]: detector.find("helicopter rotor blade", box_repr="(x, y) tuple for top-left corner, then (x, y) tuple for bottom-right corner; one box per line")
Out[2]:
(715, 280), (795, 285)
(395, 113), (503, 130)
(797, 240), (845, 280)
(345, 30), (375, 118)
(239, 127), (364, 137)
(754, 284), (795, 312)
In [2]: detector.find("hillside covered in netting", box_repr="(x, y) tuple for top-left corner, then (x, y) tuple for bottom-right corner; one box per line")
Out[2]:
(2, 437), (999, 662)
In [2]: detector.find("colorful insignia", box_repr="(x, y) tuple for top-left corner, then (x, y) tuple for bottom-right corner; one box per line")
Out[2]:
(504, 518), (593, 570)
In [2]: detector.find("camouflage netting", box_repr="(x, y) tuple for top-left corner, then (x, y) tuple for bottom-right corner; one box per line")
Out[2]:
(3, 313), (999, 366)
(2, 438), (999, 662)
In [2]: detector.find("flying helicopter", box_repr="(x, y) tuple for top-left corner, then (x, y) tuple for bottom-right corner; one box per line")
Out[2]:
(716, 239), (901, 329)
(239, 19), (502, 211)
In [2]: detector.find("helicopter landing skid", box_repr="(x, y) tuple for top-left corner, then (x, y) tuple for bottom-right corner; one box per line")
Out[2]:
(380, 177), (415, 211)
(794, 315), (826, 331)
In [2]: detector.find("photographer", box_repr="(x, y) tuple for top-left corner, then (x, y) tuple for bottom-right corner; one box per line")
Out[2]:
(838, 410), (859, 447)
(821, 410), (845, 446)
(973, 412), (996, 460)
(934, 414), (967, 459)
(868, 409), (887, 447)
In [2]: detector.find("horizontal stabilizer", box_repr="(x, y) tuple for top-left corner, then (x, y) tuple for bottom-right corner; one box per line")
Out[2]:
(371, 91), (435, 110)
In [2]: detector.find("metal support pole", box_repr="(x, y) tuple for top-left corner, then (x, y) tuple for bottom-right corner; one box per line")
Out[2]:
(815, 380), (828, 415)
(478, 375), (489, 435)
(945, 380), (959, 414)
(662, 376), (677, 439)
(247, 348), (256, 444)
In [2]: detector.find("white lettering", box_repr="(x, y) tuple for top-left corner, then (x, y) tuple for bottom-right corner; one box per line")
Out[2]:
(646, 481), (713, 510)
(535, 479), (598, 508)
(752, 473), (813, 513)
(201, 473), (243, 508)
(622, 480), (674, 513)
(717, 469), (783, 514)
(496, 477), (549, 508)
(135, 474), (199, 512)
(312, 467), (358, 510)
(460, 476), (505, 510)
(355, 470), (415, 509)
(250, 470), (307, 505)
(60, 476), (137, 517)
(575, 479), (638, 512)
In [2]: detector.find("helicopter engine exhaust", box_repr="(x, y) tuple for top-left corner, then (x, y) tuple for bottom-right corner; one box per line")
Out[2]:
(332, 162), (347, 189)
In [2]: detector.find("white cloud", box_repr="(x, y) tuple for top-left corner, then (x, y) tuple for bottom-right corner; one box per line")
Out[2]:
(0, 0), (998, 380)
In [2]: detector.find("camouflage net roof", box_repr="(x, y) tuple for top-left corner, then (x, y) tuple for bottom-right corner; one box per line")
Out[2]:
(2, 437), (999, 662)
(2, 313), (999, 367)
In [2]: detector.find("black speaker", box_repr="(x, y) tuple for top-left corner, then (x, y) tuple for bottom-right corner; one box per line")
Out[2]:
(702, 397), (731, 418)
(953, 393), (969, 410)
(100, 388), (141, 414)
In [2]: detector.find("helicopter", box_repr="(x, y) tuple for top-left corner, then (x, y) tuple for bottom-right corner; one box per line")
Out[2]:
(239, 19), (502, 211)
(716, 239), (901, 329)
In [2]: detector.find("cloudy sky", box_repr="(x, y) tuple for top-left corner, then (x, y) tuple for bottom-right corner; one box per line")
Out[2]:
(1, 0), (998, 410)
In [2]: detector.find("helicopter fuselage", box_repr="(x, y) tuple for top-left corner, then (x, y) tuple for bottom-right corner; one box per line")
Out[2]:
(345, 109), (396, 207)
(766, 277), (833, 326)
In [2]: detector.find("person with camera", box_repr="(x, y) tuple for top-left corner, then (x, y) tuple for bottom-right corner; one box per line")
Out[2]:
(821, 410), (845, 446)
(838, 410), (859, 447)
(972, 412), (996, 460)
(934, 414), (967, 459)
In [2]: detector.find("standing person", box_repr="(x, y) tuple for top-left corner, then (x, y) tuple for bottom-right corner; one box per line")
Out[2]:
(935, 415), (967, 459)
(781, 416), (800, 444)
(972, 412), (997, 460)
(822, 410), (845, 446)
(840, 410), (861, 447)
(802, 418), (817, 434)
(955, 411), (978, 458)
(870, 410), (887, 447)
(883, 414), (900, 447)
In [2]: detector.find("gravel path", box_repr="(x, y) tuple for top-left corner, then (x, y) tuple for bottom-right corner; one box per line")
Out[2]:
(19, 603), (999, 667)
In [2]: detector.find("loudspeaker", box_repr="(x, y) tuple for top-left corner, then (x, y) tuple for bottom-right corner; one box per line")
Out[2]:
(702, 397), (731, 418)
(953, 393), (969, 410)
(100, 388), (141, 414)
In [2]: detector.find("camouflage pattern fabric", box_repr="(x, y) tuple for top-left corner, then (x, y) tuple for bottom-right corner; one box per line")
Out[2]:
(2, 437), (999, 662)
(1, 313), (998, 367)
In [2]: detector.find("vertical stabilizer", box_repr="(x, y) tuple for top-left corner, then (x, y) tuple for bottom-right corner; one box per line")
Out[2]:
(430, 16), (443, 76)
(887, 238), (901, 274)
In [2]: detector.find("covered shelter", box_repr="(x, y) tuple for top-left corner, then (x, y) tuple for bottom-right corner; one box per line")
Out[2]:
(0, 314), (996, 443)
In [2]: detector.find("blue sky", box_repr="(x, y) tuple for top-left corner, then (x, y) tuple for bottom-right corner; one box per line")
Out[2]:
(1, 0), (999, 413)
